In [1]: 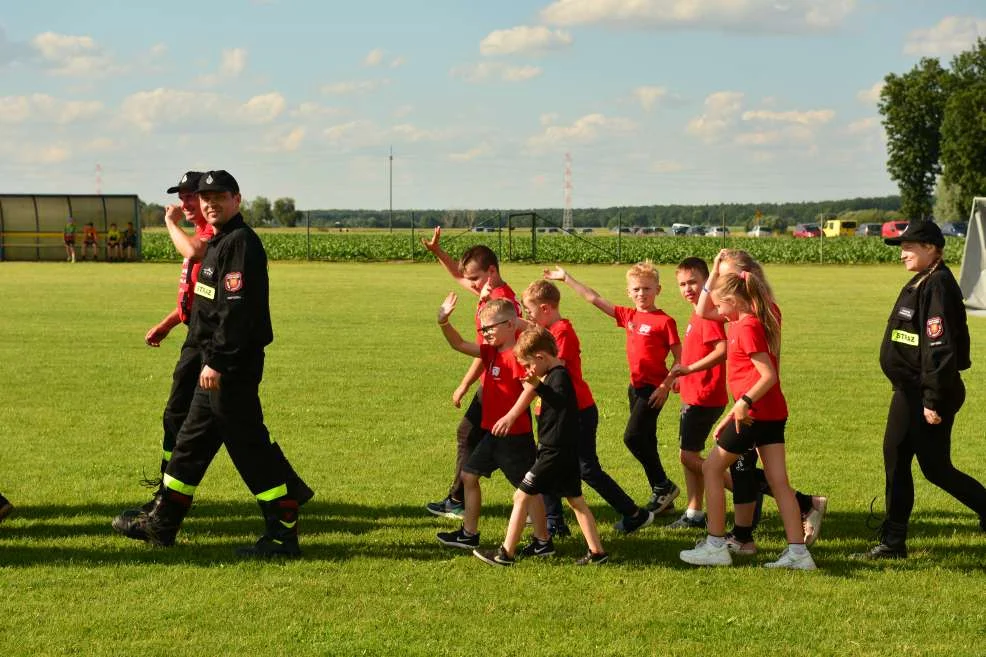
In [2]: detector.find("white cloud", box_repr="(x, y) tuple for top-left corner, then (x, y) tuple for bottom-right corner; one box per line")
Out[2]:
(479, 26), (574, 56)
(0, 94), (103, 124)
(273, 126), (305, 152)
(237, 93), (286, 123)
(847, 116), (880, 135)
(30, 32), (119, 77)
(149, 43), (167, 58)
(290, 102), (344, 119)
(686, 91), (744, 143)
(219, 48), (248, 76)
(390, 123), (451, 143)
(541, 0), (856, 32)
(632, 85), (668, 111)
(741, 109), (835, 125)
(323, 120), (381, 150)
(120, 89), (286, 131)
(449, 142), (493, 161)
(527, 112), (636, 150)
(856, 81), (884, 105)
(322, 79), (391, 95)
(904, 16), (986, 56)
(390, 55), (406, 68)
(392, 104), (414, 118)
(451, 62), (542, 83)
(540, 112), (559, 126)
(651, 159), (685, 173)
(21, 144), (72, 164)
(364, 48), (385, 66)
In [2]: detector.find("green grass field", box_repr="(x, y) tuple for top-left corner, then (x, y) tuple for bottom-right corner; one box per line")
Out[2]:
(1, 261), (985, 656)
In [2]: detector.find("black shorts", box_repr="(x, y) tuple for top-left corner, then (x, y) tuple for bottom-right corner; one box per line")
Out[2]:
(679, 404), (725, 452)
(84, 239), (97, 247)
(716, 418), (786, 455)
(519, 446), (581, 498)
(462, 432), (536, 487)
(64, 237), (75, 245)
(125, 237), (137, 248)
(464, 388), (483, 426)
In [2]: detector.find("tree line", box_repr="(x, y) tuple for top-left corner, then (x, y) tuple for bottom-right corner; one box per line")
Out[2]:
(140, 196), (303, 228)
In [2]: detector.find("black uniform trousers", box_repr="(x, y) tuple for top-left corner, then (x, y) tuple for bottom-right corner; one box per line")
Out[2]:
(624, 384), (669, 488)
(165, 369), (289, 499)
(884, 383), (986, 525)
(544, 404), (639, 519)
(161, 343), (208, 462)
(447, 390), (485, 502)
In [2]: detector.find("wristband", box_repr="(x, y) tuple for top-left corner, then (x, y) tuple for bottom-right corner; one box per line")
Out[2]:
(702, 285), (710, 293)
(740, 394), (754, 409)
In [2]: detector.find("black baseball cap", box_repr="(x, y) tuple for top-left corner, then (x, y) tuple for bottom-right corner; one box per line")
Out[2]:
(884, 219), (945, 248)
(166, 171), (204, 194)
(196, 170), (240, 194)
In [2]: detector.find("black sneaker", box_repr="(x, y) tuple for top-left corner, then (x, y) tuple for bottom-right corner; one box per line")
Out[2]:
(644, 481), (680, 514)
(0, 494), (13, 523)
(519, 536), (556, 558)
(855, 542), (907, 560)
(614, 509), (655, 534)
(473, 545), (515, 566)
(575, 550), (609, 566)
(236, 535), (302, 558)
(548, 518), (572, 538)
(426, 497), (465, 520)
(436, 526), (479, 549)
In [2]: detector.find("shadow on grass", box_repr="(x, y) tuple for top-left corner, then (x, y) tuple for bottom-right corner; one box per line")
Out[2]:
(1, 502), (985, 573)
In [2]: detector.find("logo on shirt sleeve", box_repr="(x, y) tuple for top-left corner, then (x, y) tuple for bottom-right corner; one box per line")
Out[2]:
(224, 272), (243, 293)
(926, 316), (943, 339)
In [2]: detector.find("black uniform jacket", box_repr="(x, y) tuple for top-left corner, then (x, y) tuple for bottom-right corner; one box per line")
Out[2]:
(879, 264), (970, 413)
(187, 213), (273, 378)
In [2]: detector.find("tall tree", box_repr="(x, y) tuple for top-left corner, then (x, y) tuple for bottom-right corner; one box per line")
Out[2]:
(247, 196), (273, 226)
(878, 58), (952, 220)
(940, 38), (986, 219)
(140, 201), (165, 227)
(273, 197), (302, 227)
(933, 176), (964, 223)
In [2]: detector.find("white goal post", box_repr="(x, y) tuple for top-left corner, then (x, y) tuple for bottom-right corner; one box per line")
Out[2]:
(959, 196), (986, 314)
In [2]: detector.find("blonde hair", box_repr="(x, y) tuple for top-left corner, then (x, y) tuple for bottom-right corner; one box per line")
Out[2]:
(523, 280), (561, 306)
(514, 326), (558, 361)
(719, 249), (776, 305)
(715, 272), (781, 356)
(479, 298), (516, 324)
(626, 260), (659, 285)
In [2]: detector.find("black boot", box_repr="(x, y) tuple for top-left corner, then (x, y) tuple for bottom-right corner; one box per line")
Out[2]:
(862, 520), (908, 560)
(119, 490), (191, 547)
(112, 493), (162, 535)
(237, 498), (301, 558)
(0, 493), (13, 523)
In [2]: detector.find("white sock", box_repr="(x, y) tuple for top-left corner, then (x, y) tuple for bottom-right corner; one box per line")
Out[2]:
(789, 543), (807, 555)
(707, 535), (726, 548)
(686, 508), (704, 520)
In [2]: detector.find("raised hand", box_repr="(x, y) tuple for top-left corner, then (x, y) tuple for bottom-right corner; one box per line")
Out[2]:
(421, 226), (441, 253)
(543, 266), (567, 281)
(438, 291), (457, 323)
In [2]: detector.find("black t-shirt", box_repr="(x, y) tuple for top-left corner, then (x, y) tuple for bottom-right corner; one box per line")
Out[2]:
(534, 366), (580, 452)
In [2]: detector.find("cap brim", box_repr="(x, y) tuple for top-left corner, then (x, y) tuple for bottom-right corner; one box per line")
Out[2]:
(884, 237), (902, 246)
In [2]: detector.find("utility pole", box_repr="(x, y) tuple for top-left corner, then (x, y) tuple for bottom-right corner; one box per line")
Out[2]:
(388, 146), (393, 233)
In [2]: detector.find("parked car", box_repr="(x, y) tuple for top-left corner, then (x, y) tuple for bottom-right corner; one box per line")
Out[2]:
(471, 226), (496, 233)
(793, 223), (821, 238)
(707, 226), (730, 237)
(686, 225), (707, 236)
(613, 226), (635, 234)
(747, 226), (774, 237)
(881, 220), (909, 238)
(670, 224), (689, 236)
(855, 223), (882, 237)
(535, 226), (560, 234)
(822, 219), (858, 237)
(941, 222), (967, 237)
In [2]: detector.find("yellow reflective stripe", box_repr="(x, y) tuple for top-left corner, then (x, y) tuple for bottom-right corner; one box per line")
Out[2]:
(256, 484), (287, 502)
(891, 330), (919, 346)
(162, 450), (173, 461)
(163, 474), (197, 496)
(279, 520), (297, 529)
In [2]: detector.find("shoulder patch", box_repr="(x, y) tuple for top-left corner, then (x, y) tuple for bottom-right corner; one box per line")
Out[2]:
(926, 316), (943, 339)
(224, 272), (243, 293)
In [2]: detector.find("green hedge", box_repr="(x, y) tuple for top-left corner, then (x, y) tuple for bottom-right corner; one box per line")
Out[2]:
(140, 232), (965, 265)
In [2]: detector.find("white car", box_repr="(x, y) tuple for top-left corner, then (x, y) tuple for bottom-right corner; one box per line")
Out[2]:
(747, 226), (774, 237)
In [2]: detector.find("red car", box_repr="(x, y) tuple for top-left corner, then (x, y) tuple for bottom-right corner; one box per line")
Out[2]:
(881, 221), (908, 238)
(793, 223), (821, 238)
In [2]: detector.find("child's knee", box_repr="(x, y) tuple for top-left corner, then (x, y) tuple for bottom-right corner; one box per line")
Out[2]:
(462, 472), (479, 487)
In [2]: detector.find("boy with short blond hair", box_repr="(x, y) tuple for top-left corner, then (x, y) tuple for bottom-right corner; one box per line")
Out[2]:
(474, 327), (607, 566)
(434, 295), (547, 552)
(545, 261), (681, 514)
(522, 280), (654, 535)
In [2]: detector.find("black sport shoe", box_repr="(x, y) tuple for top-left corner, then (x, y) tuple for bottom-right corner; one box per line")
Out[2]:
(614, 509), (655, 534)
(519, 536), (556, 558)
(856, 542), (907, 560)
(548, 518), (572, 538)
(473, 545), (515, 566)
(436, 526), (479, 549)
(426, 497), (465, 519)
(644, 481), (680, 514)
(575, 550), (609, 566)
(0, 494), (13, 523)
(236, 535), (302, 558)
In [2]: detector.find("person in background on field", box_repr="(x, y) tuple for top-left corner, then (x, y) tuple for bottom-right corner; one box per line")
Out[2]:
(679, 271), (816, 570)
(82, 222), (99, 261)
(474, 327), (608, 566)
(434, 296), (545, 556)
(694, 248), (826, 554)
(858, 220), (986, 559)
(420, 227), (523, 522)
(0, 492), (13, 523)
(106, 223), (121, 262)
(122, 221), (138, 261)
(522, 279), (654, 535)
(546, 261), (681, 516)
(63, 216), (77, 263)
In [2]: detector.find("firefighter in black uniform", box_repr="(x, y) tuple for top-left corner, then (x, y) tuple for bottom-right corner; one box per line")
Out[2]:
(862, 219), (986, 559)
(128, 170), (300, 557)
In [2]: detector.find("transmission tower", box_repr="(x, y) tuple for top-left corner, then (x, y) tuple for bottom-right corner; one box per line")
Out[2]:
(563, 153), (573, 230)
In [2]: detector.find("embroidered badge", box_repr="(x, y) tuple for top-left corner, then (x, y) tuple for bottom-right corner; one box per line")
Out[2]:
(926, 316), (943, 339)
(224, 272), (243, 293)
(897, 307), (914, 320)
(638, 324), (652, 335)
(202, 267), (214, 278)
(491, 366), (501, 377)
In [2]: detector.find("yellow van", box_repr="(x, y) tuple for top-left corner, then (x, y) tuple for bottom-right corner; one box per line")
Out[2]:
(822, 219), (858, 237)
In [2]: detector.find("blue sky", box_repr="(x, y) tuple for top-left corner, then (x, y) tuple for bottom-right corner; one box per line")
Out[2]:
(1, 0), (985, 210)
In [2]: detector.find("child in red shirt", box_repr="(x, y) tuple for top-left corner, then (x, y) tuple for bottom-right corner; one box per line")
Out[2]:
(547, 261), (681, 514)
(434, 296), (544, 553)
(679, 272), (816, 570)
(522, 280), (654, 536)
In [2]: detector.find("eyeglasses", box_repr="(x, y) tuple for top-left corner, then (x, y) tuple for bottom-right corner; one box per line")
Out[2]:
(479, 319), (510, 334)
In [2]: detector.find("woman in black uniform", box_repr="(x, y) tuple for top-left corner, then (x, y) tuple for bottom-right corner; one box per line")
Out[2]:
(864, 219), (986, 559)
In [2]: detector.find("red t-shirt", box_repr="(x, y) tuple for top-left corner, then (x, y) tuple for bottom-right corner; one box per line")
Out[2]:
(613, 306), (679, 387)
(474, 283), (522, 340)
(726, 314), (787, 420)
(176, 221), (215, 324)
(680, 312), (728, 407)
(549, 319), (594, 410)
(479, 344), (532, 434)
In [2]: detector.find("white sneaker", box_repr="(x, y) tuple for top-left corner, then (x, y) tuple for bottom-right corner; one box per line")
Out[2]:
(725, 533), (757, 555)
(764, 547), (816, 570)
(679, 538), (732, 566)
(802, 496), (827, 546)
